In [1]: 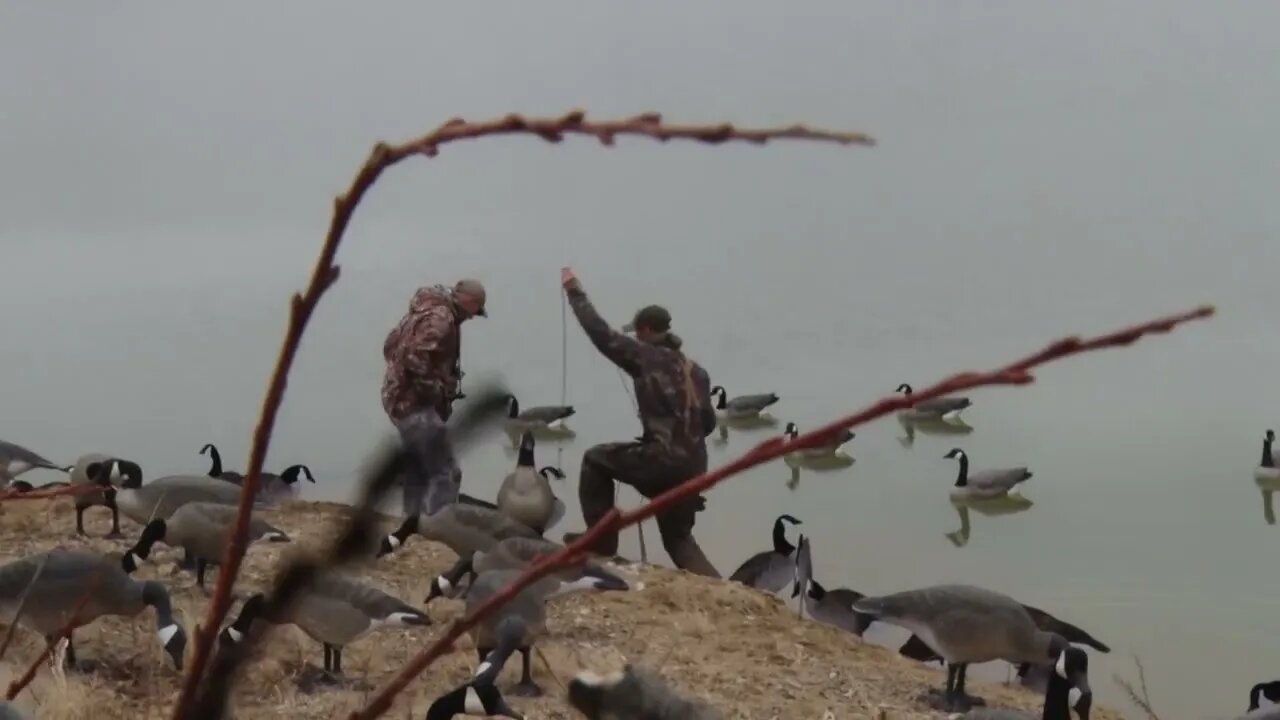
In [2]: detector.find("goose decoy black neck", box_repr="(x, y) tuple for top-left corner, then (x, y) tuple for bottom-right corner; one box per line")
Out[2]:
(200, 443), (223, 477)
(280, 464), (315, 484)
(896, 383), (913, 395)
(123, 519), (168, 572)
(710, 386), (727, 409)
(141, 580), (187, 670)
(427, 681), (523, 720)
(783, 422), (798, 438)
(537, 466), (566, 481)
(219, 593), (267, 648)
(806, 579), (827, 600)
(87, 458), (143, 490)
(378, 514), (420, 557)
(1263, 430), (1276, 469)
(1250, 680), (1280, 711)
(771, 514), (801, 555)
(945, 448), (970, 487)
(516, 432), (536, 467)
(506, 394), (520, 418)
(1043, 646), (1091, 720)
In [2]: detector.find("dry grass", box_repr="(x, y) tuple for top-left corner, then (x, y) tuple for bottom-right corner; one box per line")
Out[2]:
(0, 498), (1123, 719)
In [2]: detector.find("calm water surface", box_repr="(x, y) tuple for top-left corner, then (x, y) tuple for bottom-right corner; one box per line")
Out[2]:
(4, 4), (1279, 719)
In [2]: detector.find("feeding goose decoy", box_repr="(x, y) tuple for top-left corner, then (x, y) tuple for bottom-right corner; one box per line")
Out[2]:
(895, 383), (973, 424)
(568, 663), (724, 720)
(218, 573), (430, 682)
(68, 452), (140, 538)
(496, 431), (566, 535)
(1255, 430), (1279, 483)
(792, 578), (876, 636)
(852, 583), (1069, 712)
(0, 548), (186, 671)
(504, 393), (575, 432)
(957, 645), (1092, 720)
(377, 502), (541, 559)
(123, 501), (290, 590)
(781, 422), (855, 463)
(426, 679), (524, 720)
(945, 448), (1033, 502)
(466, 568), (629, 697)
(0, 439), (70, 489)
(709, 386), (780, 421)
(426, 534), (630, 604)
(728, 514), (802, 593)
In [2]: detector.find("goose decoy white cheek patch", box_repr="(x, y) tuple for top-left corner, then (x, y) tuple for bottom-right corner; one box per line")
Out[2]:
(158, 624), (181, 646)
(1055, 651), (1068, 679)
(463, 686), (486, 715)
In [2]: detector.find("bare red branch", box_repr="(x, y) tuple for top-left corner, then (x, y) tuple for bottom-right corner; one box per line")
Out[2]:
(350, 304), (1214, 719)
(170, 110), (874, 719)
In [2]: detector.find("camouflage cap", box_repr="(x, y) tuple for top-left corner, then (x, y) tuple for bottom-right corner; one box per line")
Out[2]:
(453, 278), (487, 317)
(621, 304), (671, 333)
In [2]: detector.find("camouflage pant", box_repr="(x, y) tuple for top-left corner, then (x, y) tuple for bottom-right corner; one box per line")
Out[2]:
(578, 441), (720, 578)
(392, 408), (461, 516)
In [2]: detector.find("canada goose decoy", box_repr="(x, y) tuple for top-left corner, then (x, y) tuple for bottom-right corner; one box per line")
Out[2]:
(1255, 430), (1279, 483)
(0, 439), (70, 489)
(958, 645), (1092, 720)
(68, 453), (141, 538)
(123, 501), (290, 589)
(895, 383), (972, 424)
(218, 573), (430, 681)
(377, 502), (541, 559)
(568, 664), (724, 720)
(0, 548), (186, 671)
(466, 568), (629, 697)
(792, 534), (812, 618)
(945, 448), (1033, 502)
(93, 461), (252, 527)
(782, 422), (855, 460)
(201, 443), (316, 502)
(505, 394), (575, 431)
(852, 583), (1069, 711)
(709, 386), (779, 421)
(200, 443), (244, 483)
(728, 514), (802, 593)
(496, 431), (566, 535)
(425, 535), (629, 604)
(426, 680), (523, 720)
(790, 578), (875, 636)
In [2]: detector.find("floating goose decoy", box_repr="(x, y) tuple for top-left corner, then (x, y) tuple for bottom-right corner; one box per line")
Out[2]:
(0, 548), (186, 671)
(709, 386), (779, 421)
(466, 568), (629, 697)
(505, 394), (575, 432)
(124, 501), (290, 589)
(957, 645), (1092, 720)
(895, 383), (973, 424)
(568, 663), (724, 720)
(426, 535), (629, 604)
(1255, 430), (1280, 483)
(496, 431), (566, 535)
(426, 680), (523, 720)
(945, 448), (1033, 502)
(0, 439), (69, 489)
(377, 502), (541, 559)
(852, 583), (1069, 712)
(728, 514), (802, 593)
(69, 452), (140, 538)
(218, 573), (430, 681)
(782, 422), (855, 461)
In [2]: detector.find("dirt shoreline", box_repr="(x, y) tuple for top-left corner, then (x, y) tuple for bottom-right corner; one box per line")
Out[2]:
(0, 498), (1121, 719)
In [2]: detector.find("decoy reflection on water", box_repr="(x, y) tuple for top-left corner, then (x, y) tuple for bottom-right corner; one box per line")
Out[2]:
(945, 449), (1033, 502)
(945, 494), (1035, 548)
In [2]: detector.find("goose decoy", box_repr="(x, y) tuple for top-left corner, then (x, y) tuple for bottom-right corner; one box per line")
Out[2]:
(425, 535), (629, 604)
(1255, 430), (1279, 483)
(728, 514), (802, 593)
(781, 422), (854, 461)
(426, 680), (523, 720)
(957, 645), (1092, 720)
(792, 534), (812, 618)
(0, 548), (186, 671)
(218, 573), (430, 681)
(376, 502), (541, 559)
(791, 579), (875, 636)
(1248, 681), (1280, 714)
(0, 439), (70, 489)
(945, 448), (1033, 502)
(201, 444), (316, 502)
(504, 394), (575, 432)
(123, 501), (290, 589)
(852, 583), (1069, 711)
(496, 431), (566, 535)
(200, 443), (243, 483)
(709, 386), (779, 421)
(466, 568), (629, 697)
(65, 452), (140, 539)
(91, 459), (250, 527)
(895, 383), (972, 424)
(568, 664), (724, 720)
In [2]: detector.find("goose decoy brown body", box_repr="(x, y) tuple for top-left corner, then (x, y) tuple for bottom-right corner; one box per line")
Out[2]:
(945, 448), (1033, 501)
(0, 548), (186, 671)
(568, 664), (724, 720)
(728, 514), (802, 593)
(709, 386), (779, 420)
(217, 573), (429, 679)
(496, 431), (565, 535)
(957, 645), (1091, 720)
(852, 583), (1069, 711)
(123, 501), (290, 589)
(377, 502), (540, 559)
(0, 439), (69, 489)
(895, 383), (972, 423)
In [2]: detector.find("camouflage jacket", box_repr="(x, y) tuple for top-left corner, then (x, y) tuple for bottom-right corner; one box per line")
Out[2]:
(381, 285), (462, 421)
(566, 287), (716, 456)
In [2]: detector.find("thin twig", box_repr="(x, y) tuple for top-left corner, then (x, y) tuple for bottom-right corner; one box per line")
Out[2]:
(1113, 655), (1160, 720)
(169, 109), (874, 719)
(350, 304), (1213, 720)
